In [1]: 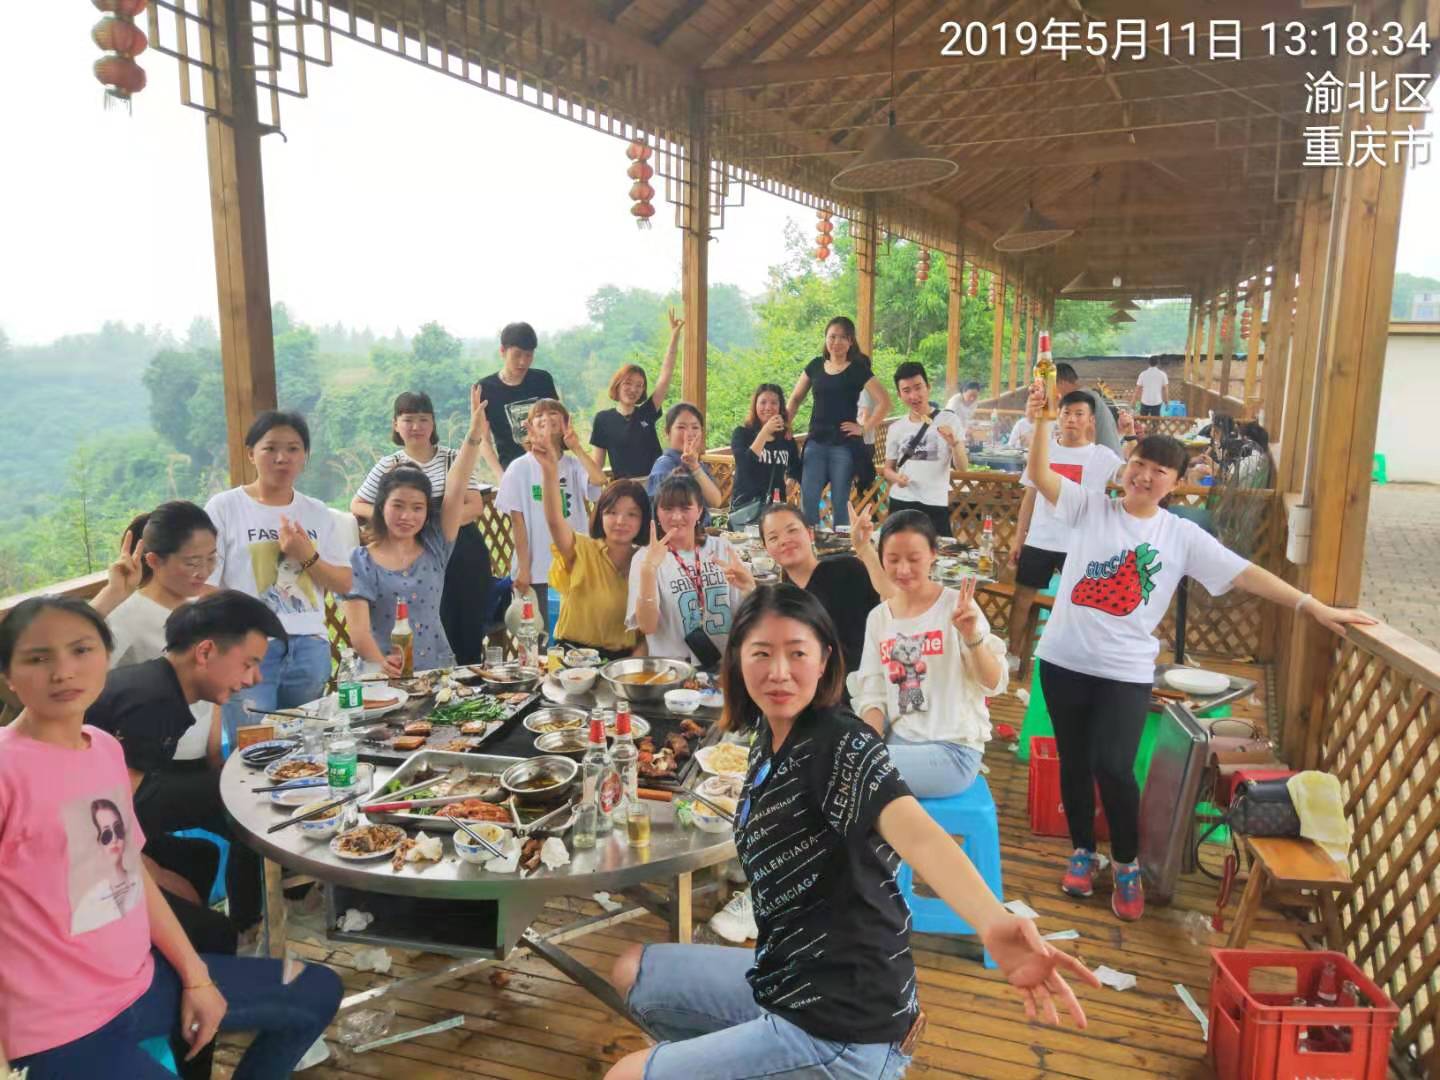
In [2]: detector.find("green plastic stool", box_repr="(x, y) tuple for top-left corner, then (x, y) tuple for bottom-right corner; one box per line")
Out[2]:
(1372, 453), (1388, 484)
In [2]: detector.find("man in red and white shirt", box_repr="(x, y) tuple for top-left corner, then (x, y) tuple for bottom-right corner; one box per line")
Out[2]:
(1006, 390), (1124, 675)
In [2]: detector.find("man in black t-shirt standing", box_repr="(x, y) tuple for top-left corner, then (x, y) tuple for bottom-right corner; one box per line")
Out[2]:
(479, 321), (560, 468)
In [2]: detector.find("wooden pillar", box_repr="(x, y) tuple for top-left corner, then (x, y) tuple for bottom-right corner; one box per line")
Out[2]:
(1280, 48), (1412, 766)
(854, 197), (879, 356)
(1201, 297), (1220, 403)
(1276, 177), (1333, 493)
(202, 0), (276, 485)
(680, 90), (710, 410)
(1243, 269), (1265, 413)
(989, 270), (1006, 396)
(1023, 295), (1035, 384)
(945, 246), (964, 400)
(1261, 215), (1301, 431)
(1218, 287), (1237, 400)
(1008, 284), (1023, 391)
(1182, 301), (1199, 387)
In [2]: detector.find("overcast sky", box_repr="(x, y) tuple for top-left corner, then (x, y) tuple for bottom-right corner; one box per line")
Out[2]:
(3, 5), (1436, 345)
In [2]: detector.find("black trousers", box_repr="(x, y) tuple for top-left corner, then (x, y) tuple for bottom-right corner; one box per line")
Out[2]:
(441, 521), (495, 664)
(1038, 660), (1152, 864)
(134, 762), (262, 931)
(887, 497), (952, 538)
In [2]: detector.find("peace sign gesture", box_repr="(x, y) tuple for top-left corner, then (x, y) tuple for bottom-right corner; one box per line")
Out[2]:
(667, 307), (685, 335)
(850, 503), (877, 553)
(721, 547), (755, 593)
(950, 574), (984, 642)
(106, 529), (147, 598)
(642, 519), (678, 570)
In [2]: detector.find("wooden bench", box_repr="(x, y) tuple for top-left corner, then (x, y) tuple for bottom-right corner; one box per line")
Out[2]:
(1226, 835), (1355, 950)
(979, 580), (1054, 678)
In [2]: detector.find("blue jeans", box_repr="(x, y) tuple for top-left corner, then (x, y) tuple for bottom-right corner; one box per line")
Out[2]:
(221, 634), (332, 751)
(13, 951), (342, 1079)
(885, 737), (982, 798)
(802, 440), (855, 527)
(629, 944), (911, 1079)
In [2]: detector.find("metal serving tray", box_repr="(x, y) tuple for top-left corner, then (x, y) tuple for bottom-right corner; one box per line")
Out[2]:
(363, 749), (522, 833)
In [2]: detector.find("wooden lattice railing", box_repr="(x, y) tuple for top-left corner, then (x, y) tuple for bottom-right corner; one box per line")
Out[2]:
(1315, 623), (1440, 1076)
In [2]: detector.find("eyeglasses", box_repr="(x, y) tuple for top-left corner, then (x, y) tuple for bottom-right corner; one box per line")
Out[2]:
(176, 555), (219, 573)
(96, 820), (126, 845)
(737, 757), (772, 828)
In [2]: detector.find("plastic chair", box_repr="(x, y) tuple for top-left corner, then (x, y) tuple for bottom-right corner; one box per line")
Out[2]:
(897, 775), (1003, 968)
(174, 827), (231, 906)
(139, 1036), (179, 1075)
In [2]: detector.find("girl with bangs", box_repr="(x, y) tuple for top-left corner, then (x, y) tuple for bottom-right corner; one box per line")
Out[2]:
(589, 309), (683, 480)
(342, 389), (488, 674)
(497, 398), (608, 621)
(729, 383), (802, 520)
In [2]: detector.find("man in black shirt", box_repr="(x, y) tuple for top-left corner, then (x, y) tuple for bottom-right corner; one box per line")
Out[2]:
(87, 591), (286, 942)
(479, 321), (559, 468)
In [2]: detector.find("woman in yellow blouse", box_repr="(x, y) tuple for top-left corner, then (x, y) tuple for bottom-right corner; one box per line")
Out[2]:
(532, 434), (649, 660)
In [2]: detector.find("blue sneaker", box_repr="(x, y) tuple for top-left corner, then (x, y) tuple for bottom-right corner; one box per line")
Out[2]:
(1112, 860), (1145, 921)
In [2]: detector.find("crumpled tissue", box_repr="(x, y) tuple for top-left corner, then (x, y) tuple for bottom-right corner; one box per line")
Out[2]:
(339, 908), (374, 932)
(352, 947), (392, 974)
(1094, 965), (1137, 991)
(540, 836), (571, 869)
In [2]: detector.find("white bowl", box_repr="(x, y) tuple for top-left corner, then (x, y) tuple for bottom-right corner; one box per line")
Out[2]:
(692, 795), (737, 833)
(291, 797), (344, 839)
(453, 823), (510, 864)
(664, 688), (702, 715)
(557, 666), (598, 695)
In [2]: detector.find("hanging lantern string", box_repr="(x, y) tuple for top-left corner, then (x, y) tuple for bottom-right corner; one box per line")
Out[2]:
(92, 0), (150, 112)
(626, 138), (654, 230)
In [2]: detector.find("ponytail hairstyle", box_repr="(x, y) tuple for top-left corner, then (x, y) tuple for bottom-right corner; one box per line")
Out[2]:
(127, 501), (218, 586)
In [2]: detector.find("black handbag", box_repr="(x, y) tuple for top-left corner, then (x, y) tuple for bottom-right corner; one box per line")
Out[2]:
(1227, 778), (1301, 837)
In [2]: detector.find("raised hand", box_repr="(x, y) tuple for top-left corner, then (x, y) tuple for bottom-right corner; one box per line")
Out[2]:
(667, 307), (685, 334)
(276, 515), (316, 563)
(642, 519), (677, 570)
(681, 431), (702, 472)
(469, 383), (490, 438)
(761, 414), (784, 439)
(951, 575), (983, 641)
(530, 437), (558, 471)
(1025, 382), (1047, 422)
(722, 548), (755, 592)
(850, 503), (876, 551)
(981, 915), (1100, 1026)
(107, 529), (147, 598)
(561, 421), (585, 455)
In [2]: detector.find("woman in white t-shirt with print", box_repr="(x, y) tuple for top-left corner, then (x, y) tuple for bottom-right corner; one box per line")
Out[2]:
(1022, 385), (1374, 923)
(497, 399), (606, 624)
(205, 411), (353, 749)
(851, 509), (1006, 797)
(627, 473), (754, 668)
(105, 501), (220, 761)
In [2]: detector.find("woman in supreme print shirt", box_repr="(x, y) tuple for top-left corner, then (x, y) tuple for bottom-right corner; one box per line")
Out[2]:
(603, 586), (1098, 1080)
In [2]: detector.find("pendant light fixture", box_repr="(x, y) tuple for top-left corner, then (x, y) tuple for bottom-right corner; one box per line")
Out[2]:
(994, 201), (1075, 253)
(831, 1), (957, 192)
(1110, 298), (1141, 311)
(1108, 310), (1136, 324)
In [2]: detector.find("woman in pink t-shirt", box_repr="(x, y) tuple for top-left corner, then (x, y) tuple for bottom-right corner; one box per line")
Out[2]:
(0, 597), (341, 1078)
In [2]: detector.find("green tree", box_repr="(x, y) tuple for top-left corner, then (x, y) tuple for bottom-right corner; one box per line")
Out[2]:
(1390, 271), (1440, 319)
(1110, 301), (1192, 355)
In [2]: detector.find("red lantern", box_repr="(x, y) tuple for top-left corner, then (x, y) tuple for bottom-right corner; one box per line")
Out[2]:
(94, 54), (146, 95)
(814, 207), (833, 264)
(916, 248), (930, 286)
(93, 16), (148, 55)
(817, 219), (833, 235)
(815, 247), (831, 261)
(93, 0), (148, 15)
(627, 139), (654, 229)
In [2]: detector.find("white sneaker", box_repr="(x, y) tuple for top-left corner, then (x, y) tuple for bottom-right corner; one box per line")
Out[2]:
(1015, 687), (1030, 706)
(708, 889), (758, 943)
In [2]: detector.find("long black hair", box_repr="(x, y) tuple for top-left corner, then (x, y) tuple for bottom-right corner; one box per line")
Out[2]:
(719, 584), (845, 734)
(0, 596), (114, 676)
(821, 316), (869, 367)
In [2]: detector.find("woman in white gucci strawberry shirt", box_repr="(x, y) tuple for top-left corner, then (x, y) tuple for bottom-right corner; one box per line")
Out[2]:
(1021, 385), (1373, 923)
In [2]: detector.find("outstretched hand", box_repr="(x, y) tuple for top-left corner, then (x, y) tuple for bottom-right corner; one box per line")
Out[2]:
(468, 383), (490, 439)
(981, 915), (1101, 1027)
(668, 307), (685, 334)
(1305, 601), (1378, 637)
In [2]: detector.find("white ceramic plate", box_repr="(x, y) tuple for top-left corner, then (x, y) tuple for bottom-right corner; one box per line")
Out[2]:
(329, 825), (407, 861)
(695, 743), (750, 778)
(1164, 668), (1231, 696)
(359, 686), (409, 720)
(270, 781), (329, 807)
(264, 753), (327, 782)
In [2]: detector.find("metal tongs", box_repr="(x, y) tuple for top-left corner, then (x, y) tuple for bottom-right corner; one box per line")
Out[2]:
(516, 797), (578, 836)
(674, 783), (736, 825)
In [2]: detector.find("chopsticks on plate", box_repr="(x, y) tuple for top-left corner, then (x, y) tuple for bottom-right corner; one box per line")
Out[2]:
(360, 793), (476, 813)
(266, 790), (364, 833)
(449, 817), (505, 860)
(674, 784), (736, 824)
(357, 778), (442, 810)
(245, 704), (330, 723)
(251, 779), (328, 794)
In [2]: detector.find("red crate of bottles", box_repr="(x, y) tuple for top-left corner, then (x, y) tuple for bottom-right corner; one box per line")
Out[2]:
(1207, 949), (1398, 1080)
(1026, 737), (1108, 841)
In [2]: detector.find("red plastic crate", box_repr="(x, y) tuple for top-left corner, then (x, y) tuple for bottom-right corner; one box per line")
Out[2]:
(1026, 736), (1109, 841)
(1207, 949), (1399, 1080)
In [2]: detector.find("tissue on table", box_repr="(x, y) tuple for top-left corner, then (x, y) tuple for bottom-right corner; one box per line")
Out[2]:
(539, 836), (570, 869)
(484, 834), (521, 874)
(403, 831), (443, 863)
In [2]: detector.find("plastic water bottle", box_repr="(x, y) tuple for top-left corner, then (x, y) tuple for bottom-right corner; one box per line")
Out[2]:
(326, 729), (359, 825)
(335, 649), (364, 726)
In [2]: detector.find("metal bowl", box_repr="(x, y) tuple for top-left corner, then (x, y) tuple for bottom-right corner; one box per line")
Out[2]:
(478, 665), (541, 692)
(523, 706), (589, 735)
(500, 755), (578, 802)
(600, 656), (694, 705)
(534, 729), (590, 758)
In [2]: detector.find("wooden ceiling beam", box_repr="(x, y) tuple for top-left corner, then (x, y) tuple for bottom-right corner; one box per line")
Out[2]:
(524, 0), (694, 83)
(1078, 0), (1332, 17)
(731, 3), (821, 66)
(691, 0), (775, 64)
(649, 0), (708, 47)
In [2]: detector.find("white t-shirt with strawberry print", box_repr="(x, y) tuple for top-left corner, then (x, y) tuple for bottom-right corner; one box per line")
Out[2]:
(1035, 479), (1249, 684)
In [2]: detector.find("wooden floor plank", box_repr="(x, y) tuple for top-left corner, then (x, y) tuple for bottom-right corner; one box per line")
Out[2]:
(218, 664), (1298, 1079)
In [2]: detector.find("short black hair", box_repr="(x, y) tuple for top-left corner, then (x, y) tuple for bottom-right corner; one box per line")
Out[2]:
(392, 391), (438, 447)
(664, 401), (704, 433)
(893, 361), (928, 388)
(0, 596), (114, 676)
(962, 380), (981, 393)
(1148, 357), (1159, 367)
(1133, 434), (1188, 476)
(1058, 389), (1094, 414)
(878, 507), (939, 557)
(500, 322), (538, 351)
(164, 590), (289, 654)
(1054, 363), (1079, 384)
(245, 410), (311, 452)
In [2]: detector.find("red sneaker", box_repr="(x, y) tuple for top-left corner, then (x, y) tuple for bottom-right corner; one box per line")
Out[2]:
(1112, 861), (1145, 921)
(1061, 849), (1101, 898)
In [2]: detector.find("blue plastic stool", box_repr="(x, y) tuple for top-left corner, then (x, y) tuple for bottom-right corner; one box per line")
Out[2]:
(175, 827), (231, 906)
(140, 1035), (179, 1074)
(897, 775), (1004, 968)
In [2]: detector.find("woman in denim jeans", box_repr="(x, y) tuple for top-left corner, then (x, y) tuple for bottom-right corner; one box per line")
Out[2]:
(205, 411), (354, 748)
(605, 586), (1099, 1080)
(787, 317), (891, 528)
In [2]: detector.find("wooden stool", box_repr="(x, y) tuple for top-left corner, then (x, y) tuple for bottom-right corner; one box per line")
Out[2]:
(978, 580), (1054, 674)
(1226, 836), (1355, 950)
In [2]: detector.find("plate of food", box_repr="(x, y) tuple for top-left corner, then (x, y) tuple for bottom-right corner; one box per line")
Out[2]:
(264, 755), (327, 782)
(523, 707), (588, 735)
(694, 742), (751, 778)
(330, 824), (407, 860)
(360, 685), (409, 719)
(239, 739), (298, 768)
(1163, 667), (1231, 696)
